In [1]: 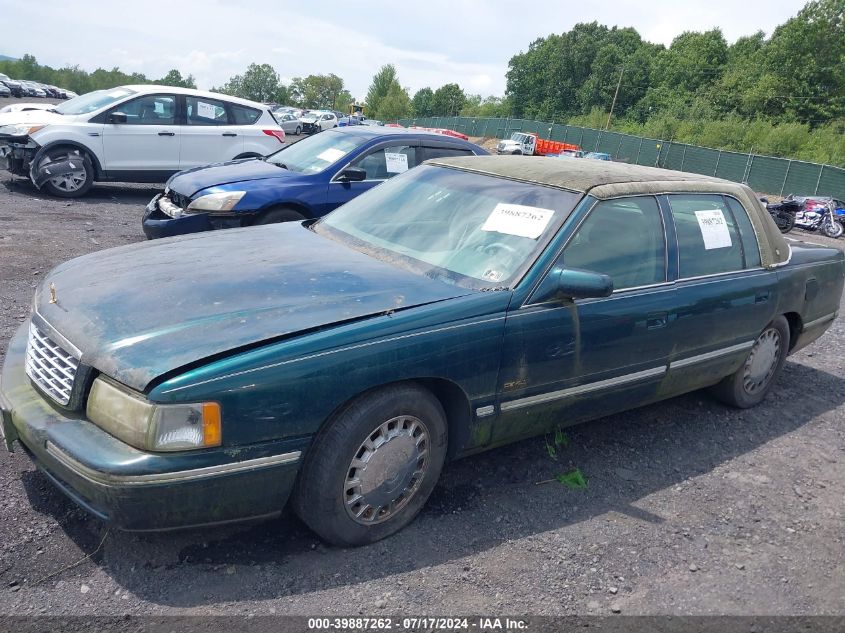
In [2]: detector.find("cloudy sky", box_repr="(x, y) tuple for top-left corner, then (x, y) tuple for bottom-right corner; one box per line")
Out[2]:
(3, 0), (807, 99)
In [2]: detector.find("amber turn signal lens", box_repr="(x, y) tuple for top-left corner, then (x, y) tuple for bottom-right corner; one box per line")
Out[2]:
(202, 402), (222, 447)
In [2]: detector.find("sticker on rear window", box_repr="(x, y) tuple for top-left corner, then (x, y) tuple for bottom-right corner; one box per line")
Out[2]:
(481, 203), (554, 239)
(695, 209), (732, 250)
(197, 101), (217, 119)
(385, 152), (409, 173)
(317, 148), (346, 163)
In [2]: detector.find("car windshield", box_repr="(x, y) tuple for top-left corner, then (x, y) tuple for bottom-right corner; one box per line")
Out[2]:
(511, 133), (531, 143)
(265, 130), (368, 174)
(314, 165), (581, 289)
(54, 88), (137, 115)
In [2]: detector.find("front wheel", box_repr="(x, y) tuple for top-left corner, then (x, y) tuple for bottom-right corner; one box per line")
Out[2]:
(293, 384), (448, 546)
(822, 219), (843, 238)
(709, 316), (790, 408)
(35, 148), (94, 198)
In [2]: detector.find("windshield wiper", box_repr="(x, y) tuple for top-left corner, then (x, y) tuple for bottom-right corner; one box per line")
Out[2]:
(46, 108), (61, 114)
(273, 162), (288, 170)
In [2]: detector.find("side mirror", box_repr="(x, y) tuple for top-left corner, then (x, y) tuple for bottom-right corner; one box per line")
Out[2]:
(337, 166), (367, 182)
(109, 112), (127, 124)
(533, 267), (613, 303)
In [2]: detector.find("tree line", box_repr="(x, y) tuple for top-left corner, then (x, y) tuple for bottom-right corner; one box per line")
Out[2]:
(503, 0), (845, 165)
(0, 54), (197, 94)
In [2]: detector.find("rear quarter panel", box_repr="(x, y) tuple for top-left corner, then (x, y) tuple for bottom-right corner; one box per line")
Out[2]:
(776, 243), (845, 353)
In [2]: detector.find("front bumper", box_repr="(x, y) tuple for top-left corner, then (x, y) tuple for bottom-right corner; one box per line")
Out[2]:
(0, 139), (36, 176)
(302, 122), (321, 134)
(142, 193), (251, 240)
(1, 321), (305, 531)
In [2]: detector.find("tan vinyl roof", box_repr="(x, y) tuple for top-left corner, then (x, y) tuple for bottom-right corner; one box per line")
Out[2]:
(426, 155), (790, 268)
(427, 155), (731, 193)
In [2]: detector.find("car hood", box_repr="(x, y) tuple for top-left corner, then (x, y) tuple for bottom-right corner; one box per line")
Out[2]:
(0, 108), (64, 126)
(34, 223), (472, 392)
(167, 158), (303, 197)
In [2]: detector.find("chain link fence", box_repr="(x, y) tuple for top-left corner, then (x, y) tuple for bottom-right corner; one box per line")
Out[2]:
(398, 116), (845, 199)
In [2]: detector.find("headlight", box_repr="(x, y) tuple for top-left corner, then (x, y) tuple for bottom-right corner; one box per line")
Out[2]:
(185, 191), (246, 213)
(0, 123), (48, 137)
(86, 377), (222, 452)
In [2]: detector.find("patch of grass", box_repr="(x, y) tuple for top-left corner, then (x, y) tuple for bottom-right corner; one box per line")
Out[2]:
(545, 426), (569, 461)
(556, 468), (588, 489)
(554, 427), (569, 449)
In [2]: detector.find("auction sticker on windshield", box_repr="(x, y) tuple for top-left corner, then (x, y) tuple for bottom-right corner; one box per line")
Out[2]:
(695, 209), (732, 250)
(482, 203), (554, 239)
(317, 148), (347, 163)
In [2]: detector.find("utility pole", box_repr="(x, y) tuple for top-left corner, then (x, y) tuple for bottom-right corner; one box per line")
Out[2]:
(605, 66), (625, 131)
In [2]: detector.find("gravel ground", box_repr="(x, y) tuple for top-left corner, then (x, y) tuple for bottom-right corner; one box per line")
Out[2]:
(0, 123), (844, 618)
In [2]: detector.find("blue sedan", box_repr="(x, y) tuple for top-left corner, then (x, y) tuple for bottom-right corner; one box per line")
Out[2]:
(142, 127), (487, 239)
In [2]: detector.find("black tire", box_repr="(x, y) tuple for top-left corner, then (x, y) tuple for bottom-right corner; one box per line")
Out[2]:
(295, 126), (301, 135)
(822, 220), (843, 239)
(37, 148), (94, 198)
(253, 207), (306, 225)
(709, 316), (790, 408)
(778, 213), (795, 234)
(293, 384), (448, 546)
(513, 150), (523, 155)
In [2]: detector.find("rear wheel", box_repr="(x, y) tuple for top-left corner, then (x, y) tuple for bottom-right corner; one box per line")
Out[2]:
(293, 384), (448, 546)
(253, 206), (306, 225)
(710, 316), (790, 408)
(36, 148), (94, 198)
(295, 126), (301, 135)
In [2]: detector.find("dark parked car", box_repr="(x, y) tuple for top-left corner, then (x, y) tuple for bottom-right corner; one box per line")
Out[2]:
(0, 83), (10, 98)
(142, 126), (488, 238)
(3, 157), (843, 546)
(0, 74), (23, 98)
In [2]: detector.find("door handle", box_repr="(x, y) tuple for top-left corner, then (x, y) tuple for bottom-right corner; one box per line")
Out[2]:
(755, 292), (770, 304)
(158, 131), (175, 136)
(646, 312), (668, 329)
(222, 132), (238, 137)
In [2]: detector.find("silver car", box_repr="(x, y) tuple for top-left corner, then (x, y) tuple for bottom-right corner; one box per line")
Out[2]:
(274, 112), (303, 135)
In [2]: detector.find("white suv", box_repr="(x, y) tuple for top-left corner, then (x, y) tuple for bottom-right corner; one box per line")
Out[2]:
(0, 85), (285, 197)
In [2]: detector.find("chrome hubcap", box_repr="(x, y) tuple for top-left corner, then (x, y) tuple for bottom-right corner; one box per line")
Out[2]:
(743, 328), (781, 394)
(344, 415), (429, 525)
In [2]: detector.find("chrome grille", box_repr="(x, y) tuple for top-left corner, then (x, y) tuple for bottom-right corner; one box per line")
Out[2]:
(25, 322), (79, 406)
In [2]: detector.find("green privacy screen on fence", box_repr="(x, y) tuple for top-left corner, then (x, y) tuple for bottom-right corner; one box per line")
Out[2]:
(398, 116), (845, 199)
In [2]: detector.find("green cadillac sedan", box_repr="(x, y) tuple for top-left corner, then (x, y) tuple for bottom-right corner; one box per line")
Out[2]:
(1, 157), (843, 545)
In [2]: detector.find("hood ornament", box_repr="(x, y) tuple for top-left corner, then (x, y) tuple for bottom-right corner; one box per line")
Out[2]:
(49, 283), (57, 304)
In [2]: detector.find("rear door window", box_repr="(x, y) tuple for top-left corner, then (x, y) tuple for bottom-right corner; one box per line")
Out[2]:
(668, 194), (746, 278)
(186, 96), (229, 125)
(351, 145), (417, 180)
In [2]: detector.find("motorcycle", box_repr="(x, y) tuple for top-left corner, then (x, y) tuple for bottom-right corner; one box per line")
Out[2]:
(794, 199), (844, 238)
(760, 197), (799, 234)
